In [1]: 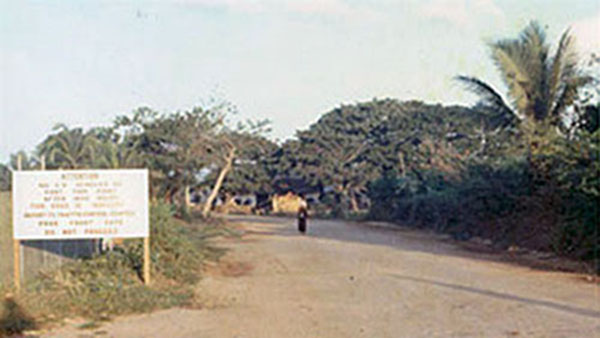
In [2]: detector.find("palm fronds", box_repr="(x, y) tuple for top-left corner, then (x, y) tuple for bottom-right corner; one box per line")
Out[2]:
(455, 75), (518, 124)
(458, 21), (591, 129)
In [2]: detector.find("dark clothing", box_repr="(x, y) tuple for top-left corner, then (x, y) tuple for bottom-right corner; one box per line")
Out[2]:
(297, 207), (308, 233)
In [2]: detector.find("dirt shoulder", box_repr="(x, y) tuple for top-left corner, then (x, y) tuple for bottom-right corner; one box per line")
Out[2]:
(45, 216), (600, 338)
(359, 219), (598, 278)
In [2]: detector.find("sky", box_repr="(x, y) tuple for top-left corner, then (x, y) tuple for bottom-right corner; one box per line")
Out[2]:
(1, 0), (599, 162)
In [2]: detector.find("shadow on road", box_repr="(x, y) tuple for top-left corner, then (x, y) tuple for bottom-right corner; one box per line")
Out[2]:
(386, 273), (600, 319)
(220, 215), (599, 324)
(226, 214), (478, 255)
(224, 214), (591, 276)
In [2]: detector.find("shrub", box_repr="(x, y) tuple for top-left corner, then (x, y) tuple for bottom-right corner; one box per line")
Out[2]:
(2, 201), (230, 328)
(368, 141), (599, 272)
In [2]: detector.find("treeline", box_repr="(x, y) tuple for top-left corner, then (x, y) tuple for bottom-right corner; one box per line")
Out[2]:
(365, 22), (599, 270)
(0, 104), (273, 218)
(0, 99), (491, 215)
(275, 93), (597, 269)
(0, 21), (598, 269)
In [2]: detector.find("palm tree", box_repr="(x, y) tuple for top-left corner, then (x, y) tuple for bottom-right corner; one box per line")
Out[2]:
(37, 124), (96, 169)
(9, 150), (38, 170)
(457, 21), (592, 141)
(92, 139), (142, 169)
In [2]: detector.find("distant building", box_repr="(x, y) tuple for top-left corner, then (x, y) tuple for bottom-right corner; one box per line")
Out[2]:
(271, 177), (322, 214)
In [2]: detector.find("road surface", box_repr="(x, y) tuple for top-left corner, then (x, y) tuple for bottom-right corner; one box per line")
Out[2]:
(47, 216), (600, 337)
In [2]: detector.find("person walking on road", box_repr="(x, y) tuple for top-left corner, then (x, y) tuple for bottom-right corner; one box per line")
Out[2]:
(297, 194), (308, 234)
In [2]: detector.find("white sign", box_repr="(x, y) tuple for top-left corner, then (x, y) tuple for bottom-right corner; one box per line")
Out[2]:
(12, 169), (149, 240)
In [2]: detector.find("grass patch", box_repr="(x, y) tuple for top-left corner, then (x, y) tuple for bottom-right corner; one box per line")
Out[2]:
(0, 202), (234, 333)
(0, 192), (12, 287)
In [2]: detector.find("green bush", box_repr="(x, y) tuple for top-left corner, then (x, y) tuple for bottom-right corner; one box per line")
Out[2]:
(3, 201), (229, 327)
(368, 138), (599, 272)
(0, 296), (37, 336)
(143, 201), (212, 283)
(537, 131), (599, 266)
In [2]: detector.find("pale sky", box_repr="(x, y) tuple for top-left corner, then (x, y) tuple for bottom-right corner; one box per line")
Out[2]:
(1, 0), (599, 162)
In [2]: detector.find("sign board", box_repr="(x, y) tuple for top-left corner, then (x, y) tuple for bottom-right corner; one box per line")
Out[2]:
(12, 169), (149, 240)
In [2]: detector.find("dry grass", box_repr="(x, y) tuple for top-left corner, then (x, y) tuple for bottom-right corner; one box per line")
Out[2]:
(0, 202), (237, 335)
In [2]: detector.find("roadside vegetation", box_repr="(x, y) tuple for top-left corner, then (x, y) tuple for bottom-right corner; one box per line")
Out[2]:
(0, 18), (598, 335)
(366, 22), (599, 271)
(1, 202), (233, 335)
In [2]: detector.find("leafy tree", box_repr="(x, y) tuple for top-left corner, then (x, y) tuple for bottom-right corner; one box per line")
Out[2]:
(570, 54), (600, 135)
(362, 23), (600, 268)
(454, 23), (597, 252)
(114, 107), (220, 205)
(112, 103), (270, 217)
(273, 99), (483, 212)
(210, 134), (278, 198)
(274, 102), (386, 211)
(200, 119), (271, 217)
(368, 101), (484, 172)
(0, 163), (10, 191)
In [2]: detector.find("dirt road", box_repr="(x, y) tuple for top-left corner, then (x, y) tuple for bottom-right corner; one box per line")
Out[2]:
(47, 216), (599, 337)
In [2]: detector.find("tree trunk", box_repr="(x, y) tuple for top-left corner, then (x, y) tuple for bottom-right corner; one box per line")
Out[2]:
(164, 187), (173, 204)
(349, 190), (360, 212)
(202, 147), (236, 218)
(398, 152), (406, 178)
(185, 185), (192, 207)
(341, 185), (359, 212)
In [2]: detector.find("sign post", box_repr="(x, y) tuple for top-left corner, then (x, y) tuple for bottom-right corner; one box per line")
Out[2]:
(144, 236), (150, 285)
(13, 154), (22, 291)
(13, 238), (20, 291)
(12, 169), (150, 289)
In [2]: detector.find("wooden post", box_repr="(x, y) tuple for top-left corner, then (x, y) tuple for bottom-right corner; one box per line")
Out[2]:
(13, 154), (22, 291)
(13, 240), (20, 291)
(143, 236), (150, 285)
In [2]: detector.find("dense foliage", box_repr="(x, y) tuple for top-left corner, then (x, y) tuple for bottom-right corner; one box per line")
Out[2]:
(271, 99), (489, 213)
(0, 164), (9, 191)
(1, 21), (597, 271)
(365, 22), (599, 270)
(3, 103), (271, 218)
